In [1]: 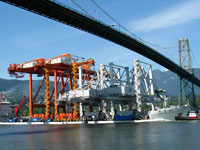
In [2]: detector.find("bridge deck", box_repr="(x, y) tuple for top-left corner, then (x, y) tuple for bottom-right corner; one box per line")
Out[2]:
(1, 0), (200, 87)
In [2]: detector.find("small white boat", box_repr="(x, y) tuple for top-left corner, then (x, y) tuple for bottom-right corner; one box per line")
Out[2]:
(188, 110), (198, 118)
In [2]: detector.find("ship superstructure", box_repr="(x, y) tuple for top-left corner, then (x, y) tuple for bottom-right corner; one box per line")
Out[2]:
(0, 94), (13, 120)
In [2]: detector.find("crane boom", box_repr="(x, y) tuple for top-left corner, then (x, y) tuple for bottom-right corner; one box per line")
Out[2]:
(15, 96), (26, 117)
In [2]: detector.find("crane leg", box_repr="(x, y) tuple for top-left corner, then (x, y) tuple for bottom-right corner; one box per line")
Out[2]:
(44, 70), (50, 118)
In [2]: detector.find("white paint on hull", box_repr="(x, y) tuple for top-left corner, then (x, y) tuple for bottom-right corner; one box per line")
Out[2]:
(148, 106), (190, 120)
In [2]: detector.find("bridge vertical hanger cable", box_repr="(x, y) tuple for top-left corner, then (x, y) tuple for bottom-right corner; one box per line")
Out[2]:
(190, 49), (200, 99)
(89, 0), (177, 50)
(69, 0), (178, 63)
(69, 0), (177, 51)
(191, 49), (199, 68)
(70, 0), (92, 17)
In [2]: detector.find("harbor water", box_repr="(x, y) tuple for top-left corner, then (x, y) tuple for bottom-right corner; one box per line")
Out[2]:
(0, 121), (200, 150)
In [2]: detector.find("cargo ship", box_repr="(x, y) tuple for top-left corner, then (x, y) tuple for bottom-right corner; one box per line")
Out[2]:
(148, 105), (190, 121)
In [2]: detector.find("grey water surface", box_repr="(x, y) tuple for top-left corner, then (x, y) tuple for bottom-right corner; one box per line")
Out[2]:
(0, 121), (200, 150)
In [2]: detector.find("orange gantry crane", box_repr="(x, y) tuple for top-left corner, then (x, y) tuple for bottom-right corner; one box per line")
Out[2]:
(8, 53), (95, 121)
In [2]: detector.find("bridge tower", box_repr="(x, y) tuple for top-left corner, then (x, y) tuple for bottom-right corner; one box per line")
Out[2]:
(178, 38), (196, 107)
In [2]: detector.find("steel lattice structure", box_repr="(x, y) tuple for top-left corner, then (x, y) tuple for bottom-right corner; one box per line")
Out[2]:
(178, 38), (196, 107)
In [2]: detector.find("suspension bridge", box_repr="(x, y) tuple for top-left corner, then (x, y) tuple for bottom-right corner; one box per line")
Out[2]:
(1, 0), (200, 88)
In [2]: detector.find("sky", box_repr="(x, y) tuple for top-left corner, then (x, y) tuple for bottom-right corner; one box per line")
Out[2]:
(0, 0), (200, 80)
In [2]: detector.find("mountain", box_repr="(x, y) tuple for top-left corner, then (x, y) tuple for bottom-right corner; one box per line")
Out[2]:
(152, 68), (200, 96)
(0, 68), (200, 98)
(0, 78), (63, 102)
(0, 78), (54, 93)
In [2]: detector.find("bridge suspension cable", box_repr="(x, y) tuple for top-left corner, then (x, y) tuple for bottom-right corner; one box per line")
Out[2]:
(191, 49), (199, 68)
(89, 0), (176, 50)
(70, 0), (91, 17)
(69, 0), (177, 51)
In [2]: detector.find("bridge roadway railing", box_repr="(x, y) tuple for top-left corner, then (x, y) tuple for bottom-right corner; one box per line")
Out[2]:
(1, 0), (200, 87)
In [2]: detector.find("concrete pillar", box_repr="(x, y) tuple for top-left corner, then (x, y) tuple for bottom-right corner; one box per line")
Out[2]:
(110, 100), (115, 118)
(119, 104), (123, 111)
(101, 100), (107, 114)
(79, 102), (83, 120)
(163, 95), (168, 108)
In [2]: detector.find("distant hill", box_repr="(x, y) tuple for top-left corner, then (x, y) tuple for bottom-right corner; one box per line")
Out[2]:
(0, 78), (59, 93)
(0, 78), (55, 93)
(0, 78), (62, 102)
(0, 68), (200, 98)
(152, 68), (200, 96)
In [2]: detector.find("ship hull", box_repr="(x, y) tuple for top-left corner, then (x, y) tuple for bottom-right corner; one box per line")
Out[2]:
(148, 106), (190, 121)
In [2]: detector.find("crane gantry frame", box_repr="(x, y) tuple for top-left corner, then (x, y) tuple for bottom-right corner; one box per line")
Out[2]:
(8, 53), (95, 120)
